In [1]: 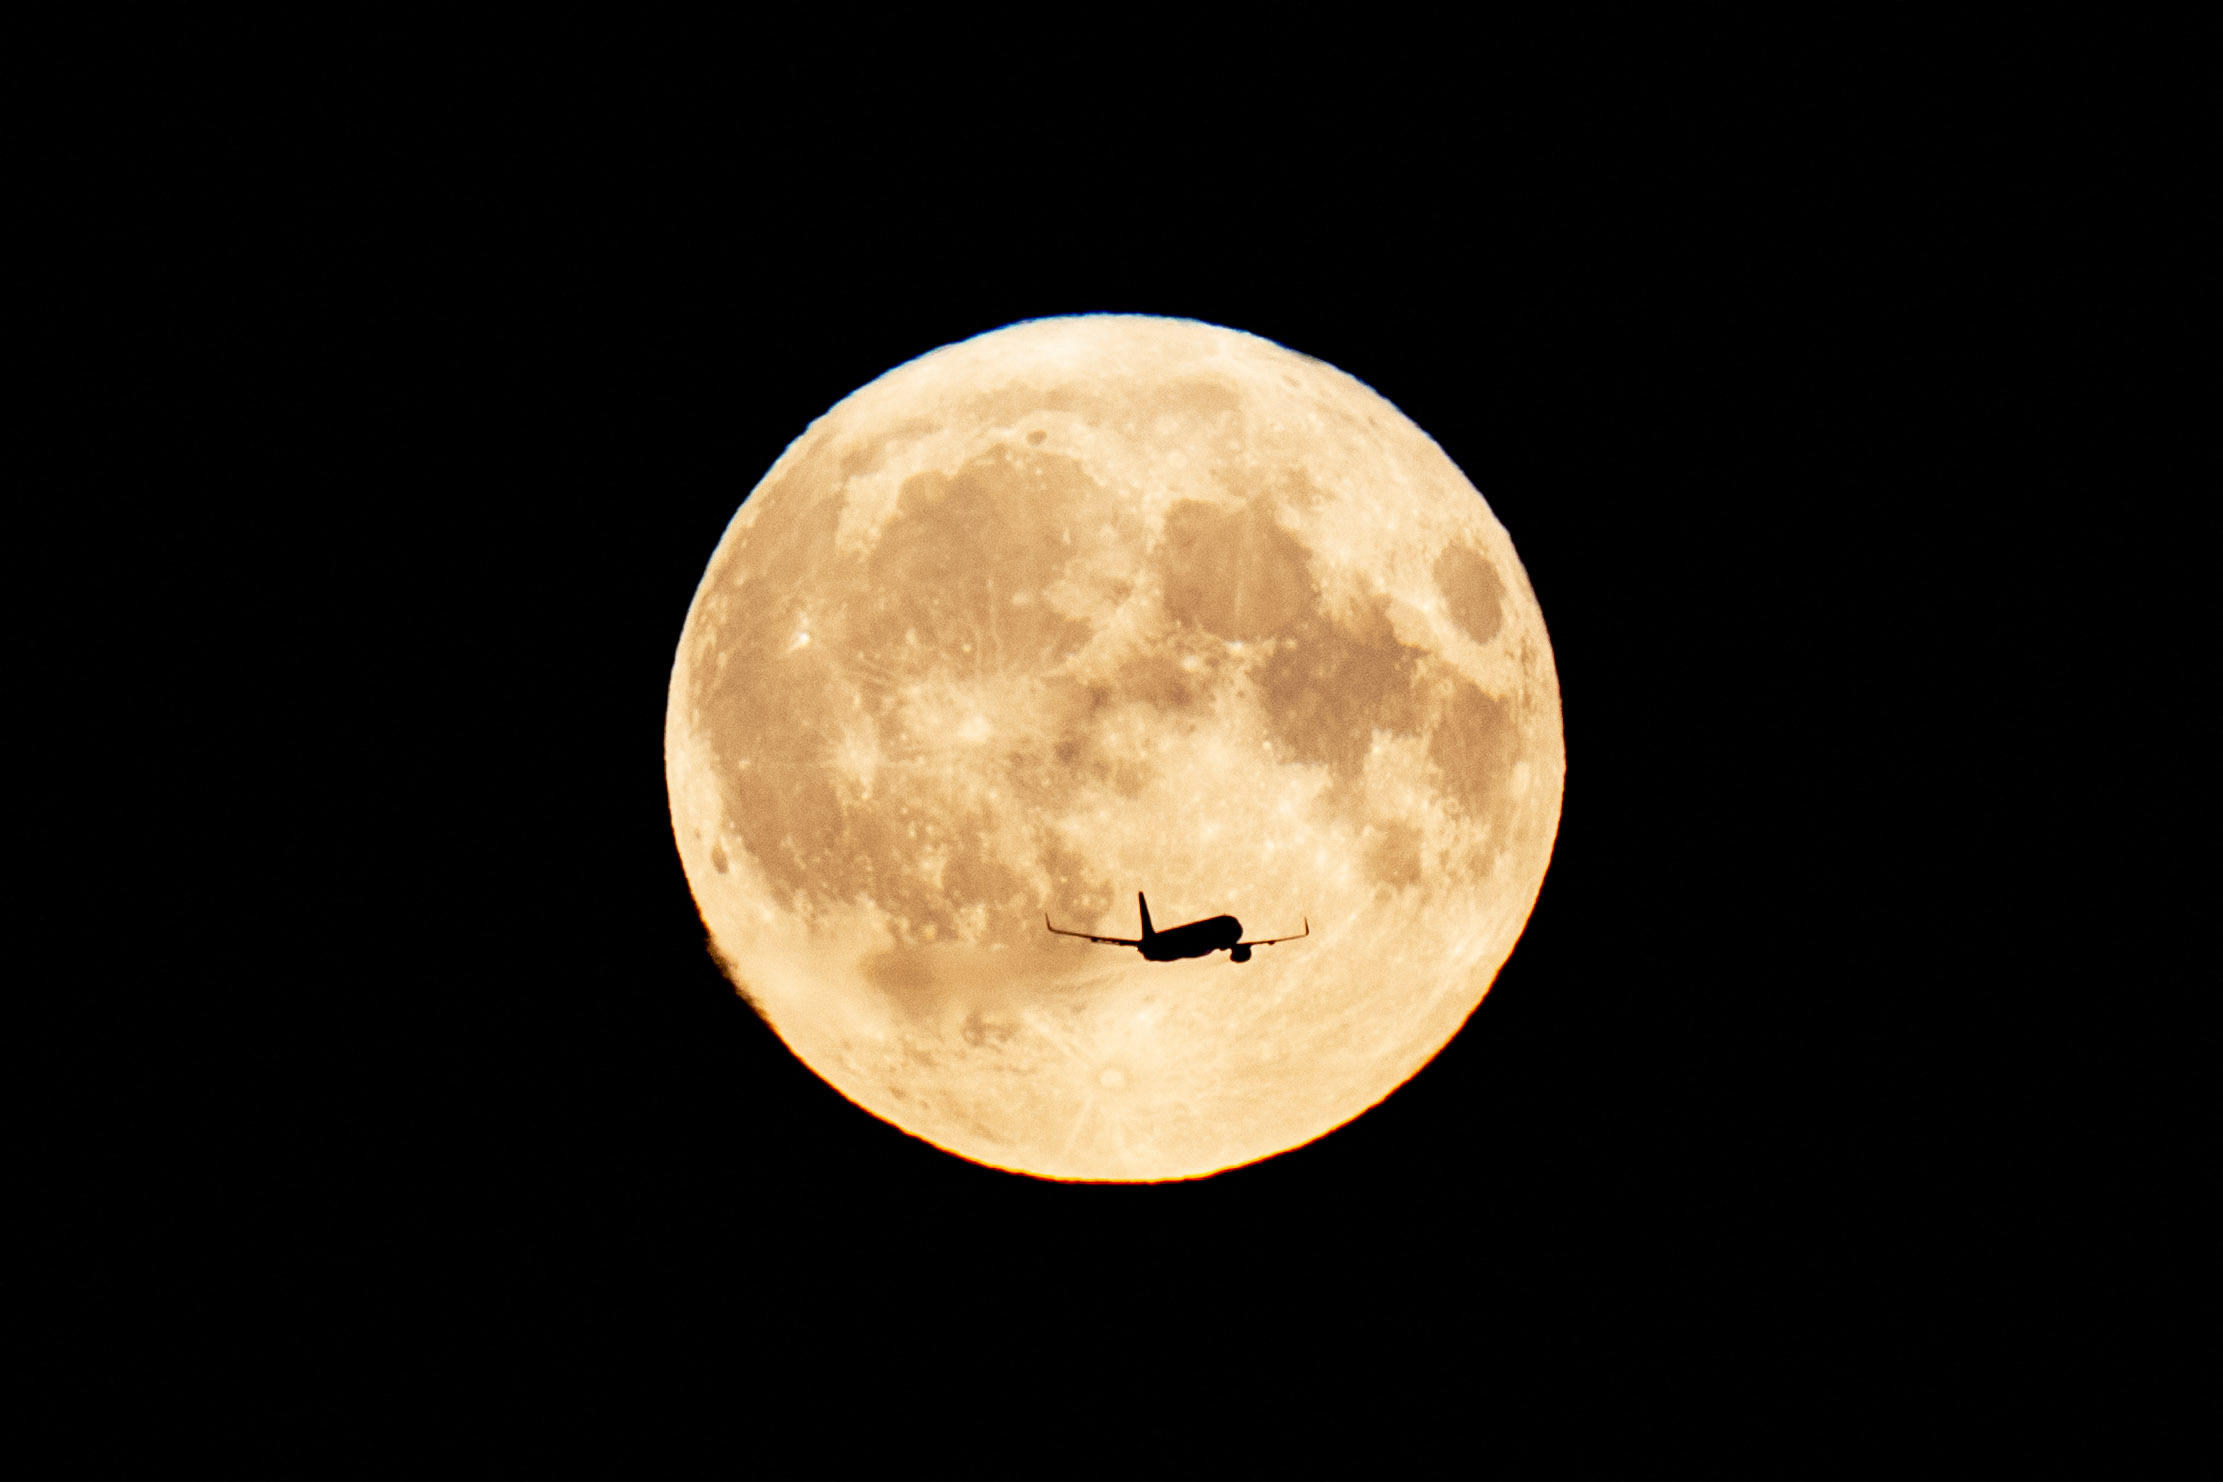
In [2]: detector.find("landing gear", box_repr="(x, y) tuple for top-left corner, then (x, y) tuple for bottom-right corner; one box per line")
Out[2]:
(1230, 945), (1252, 963)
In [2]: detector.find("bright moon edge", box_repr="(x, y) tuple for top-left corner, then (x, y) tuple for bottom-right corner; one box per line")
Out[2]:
(666, 315), (1563, 1182)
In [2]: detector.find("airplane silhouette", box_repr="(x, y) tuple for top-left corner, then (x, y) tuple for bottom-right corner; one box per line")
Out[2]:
(1046, 892), (1309, 964)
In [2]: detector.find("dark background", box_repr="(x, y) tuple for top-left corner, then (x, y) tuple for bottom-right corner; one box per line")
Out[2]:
(88, 36), (2185, 1452)
(162, 102), (2048, 1388)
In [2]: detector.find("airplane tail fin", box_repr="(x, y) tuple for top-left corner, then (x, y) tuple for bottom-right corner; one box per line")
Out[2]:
(1138, 891), (1154, 940)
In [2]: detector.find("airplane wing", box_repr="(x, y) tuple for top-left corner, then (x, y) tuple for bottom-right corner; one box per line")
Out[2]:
(1045, 914), (1143, 947)
(1237, 917), (1309, 948)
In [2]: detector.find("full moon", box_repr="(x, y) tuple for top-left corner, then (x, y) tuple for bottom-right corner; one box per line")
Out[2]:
(666, 316), (1562, 1181)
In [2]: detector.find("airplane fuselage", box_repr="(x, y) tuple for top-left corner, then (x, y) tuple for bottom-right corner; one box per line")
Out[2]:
(1140, 915), (1242, 962)
(1045, 892), (1303, 963)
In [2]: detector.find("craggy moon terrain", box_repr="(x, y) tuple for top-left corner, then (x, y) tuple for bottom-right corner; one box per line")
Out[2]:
(666, 316), (1562, 1180)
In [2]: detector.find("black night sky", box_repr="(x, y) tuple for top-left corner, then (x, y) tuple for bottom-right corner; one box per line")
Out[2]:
(95, 30), (2173, 1452)
(196, 109), (2021, 1387)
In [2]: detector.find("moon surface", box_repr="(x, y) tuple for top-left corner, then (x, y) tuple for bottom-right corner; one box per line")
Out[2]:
(666, 316), (1562, 1181)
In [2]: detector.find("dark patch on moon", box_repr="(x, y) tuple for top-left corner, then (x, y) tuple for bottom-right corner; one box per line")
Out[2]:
(1426, 668), (1519, 826)
(1109, 646), (1211, 715)
(1254, 593), (1424, 781)
(1159, 498), (1315, 642)
(863, 942), (1077, 1021)
(860, 444), (1100, 672)
(710, 842), (728, 873)
(864, 946), (938, 1005)
(1433, 542), (1505, 646)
